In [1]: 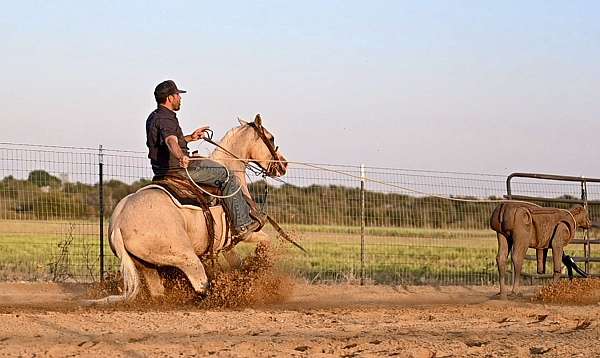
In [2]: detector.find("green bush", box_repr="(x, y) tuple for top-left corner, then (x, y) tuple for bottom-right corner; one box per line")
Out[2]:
(14, 191), (90, 219)
(27, 170), (62, 188)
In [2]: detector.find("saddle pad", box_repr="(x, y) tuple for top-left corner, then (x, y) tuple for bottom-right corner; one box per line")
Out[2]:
(137, 185), (212, 211)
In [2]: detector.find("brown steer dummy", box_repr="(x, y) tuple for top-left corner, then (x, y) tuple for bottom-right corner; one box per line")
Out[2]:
(490, 202), (590, 298)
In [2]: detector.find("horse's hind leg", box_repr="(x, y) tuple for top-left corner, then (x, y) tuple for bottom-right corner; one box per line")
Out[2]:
(133, 258), (165, 298)
(171, 254), (211, 294)
(536, 249), (548, 274)
(510, 234), (529, 297)
(140, 252), (209, 295)
(496, 232), (510, 298)
(125, 234), (210, 295)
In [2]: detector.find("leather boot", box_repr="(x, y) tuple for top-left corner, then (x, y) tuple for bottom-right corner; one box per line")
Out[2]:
(249, 210), (268, 231)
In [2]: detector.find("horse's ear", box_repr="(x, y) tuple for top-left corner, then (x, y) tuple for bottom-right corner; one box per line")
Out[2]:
(238, 117), (248, 126)
(254, 114), (262, 128)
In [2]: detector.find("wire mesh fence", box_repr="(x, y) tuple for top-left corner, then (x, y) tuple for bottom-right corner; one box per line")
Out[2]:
(0, 142), (598, 284)
(0, 144), (100, 281)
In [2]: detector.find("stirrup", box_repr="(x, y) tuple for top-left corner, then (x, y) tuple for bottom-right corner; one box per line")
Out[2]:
(231, 220), (261, 242)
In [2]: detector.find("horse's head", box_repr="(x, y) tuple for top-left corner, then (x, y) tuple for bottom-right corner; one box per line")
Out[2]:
(571, 205), (592, 229)
(237, 114), (288, 177)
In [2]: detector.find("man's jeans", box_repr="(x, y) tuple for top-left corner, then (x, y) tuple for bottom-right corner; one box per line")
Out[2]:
(187, 159), (252, 230)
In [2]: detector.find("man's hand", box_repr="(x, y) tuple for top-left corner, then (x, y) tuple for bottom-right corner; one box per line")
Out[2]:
(188, 126), (210, 141)
(179, 155), (190, 169)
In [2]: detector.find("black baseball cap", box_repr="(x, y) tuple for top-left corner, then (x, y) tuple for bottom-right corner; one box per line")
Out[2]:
(154, 80), (187, 102)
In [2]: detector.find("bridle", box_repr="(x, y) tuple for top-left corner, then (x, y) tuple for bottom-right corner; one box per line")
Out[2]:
(247, 116), (284, 176)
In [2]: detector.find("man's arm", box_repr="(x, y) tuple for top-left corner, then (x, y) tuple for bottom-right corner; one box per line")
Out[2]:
(184, 126), (210, 142)
(165, 135), (189, 168)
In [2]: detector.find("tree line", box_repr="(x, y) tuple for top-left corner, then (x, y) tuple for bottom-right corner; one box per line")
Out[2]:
(1, 170), (593, 230)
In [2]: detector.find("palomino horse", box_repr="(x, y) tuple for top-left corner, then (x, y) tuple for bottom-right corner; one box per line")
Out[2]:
(91, 115), (287, 303)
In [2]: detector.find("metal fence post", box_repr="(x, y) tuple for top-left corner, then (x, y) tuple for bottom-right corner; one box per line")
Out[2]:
(99, 145), (105, 282)
(581, 180), (590, 274)
(360, 164), (365, 285)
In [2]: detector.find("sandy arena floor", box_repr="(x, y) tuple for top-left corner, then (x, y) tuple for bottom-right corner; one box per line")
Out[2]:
(0, 282), (598, 357)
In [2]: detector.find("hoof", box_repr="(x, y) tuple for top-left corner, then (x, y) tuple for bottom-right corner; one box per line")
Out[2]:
(508, 291), (523, 298)
(197, 281), (211, 297)
(80, 299), (98, 307)
(492, 292), (508, 300)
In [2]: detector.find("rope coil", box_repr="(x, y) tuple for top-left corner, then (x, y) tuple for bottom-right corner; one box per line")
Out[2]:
(184, 157), (243, 199)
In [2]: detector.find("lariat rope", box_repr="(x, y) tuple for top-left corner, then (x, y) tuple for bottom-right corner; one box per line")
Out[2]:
(187, 146), (586, 213)
(191, 154), (536, 205)
(184, 164), (243, 199)
(189, 125), (588, 255)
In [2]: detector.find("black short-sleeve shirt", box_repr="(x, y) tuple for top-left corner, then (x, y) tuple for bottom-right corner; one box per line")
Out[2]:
(146, 105), (189, 175)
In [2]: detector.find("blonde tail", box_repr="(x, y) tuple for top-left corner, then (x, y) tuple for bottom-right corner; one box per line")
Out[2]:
(82, 226), (141, 305)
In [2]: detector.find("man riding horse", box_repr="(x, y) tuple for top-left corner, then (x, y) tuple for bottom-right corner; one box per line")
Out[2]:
(146, 80), (265, 241)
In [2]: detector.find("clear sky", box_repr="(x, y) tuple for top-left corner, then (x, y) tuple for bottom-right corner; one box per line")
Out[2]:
(1, 1), (599, 176)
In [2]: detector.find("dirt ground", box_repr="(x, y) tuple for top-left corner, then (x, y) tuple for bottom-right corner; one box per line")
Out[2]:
(0, 282), (599, 358)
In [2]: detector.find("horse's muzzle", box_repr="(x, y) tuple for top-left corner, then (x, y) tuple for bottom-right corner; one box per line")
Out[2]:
(268, 153), (288, 177)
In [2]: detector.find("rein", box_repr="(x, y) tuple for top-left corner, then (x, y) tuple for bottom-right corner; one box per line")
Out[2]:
(202, 126), (276, 177)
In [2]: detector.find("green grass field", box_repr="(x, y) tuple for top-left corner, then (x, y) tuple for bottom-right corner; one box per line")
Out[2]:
(0, 220), (595, 284)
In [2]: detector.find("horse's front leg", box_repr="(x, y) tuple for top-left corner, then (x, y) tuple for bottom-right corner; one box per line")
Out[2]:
(222, 248), (243, 270)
